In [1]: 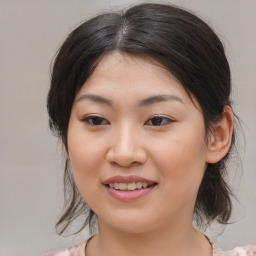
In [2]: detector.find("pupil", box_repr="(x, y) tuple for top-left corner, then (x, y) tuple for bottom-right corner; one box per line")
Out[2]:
(92, 117), (103, 125)
(152, 117), (162, 126)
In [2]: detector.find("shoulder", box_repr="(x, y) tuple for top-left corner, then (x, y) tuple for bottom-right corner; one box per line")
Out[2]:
(214, 244), (256, 256)
(225, 245), (256, 256)
(205, 235), (256, 256)
(42, 240), (87, 256)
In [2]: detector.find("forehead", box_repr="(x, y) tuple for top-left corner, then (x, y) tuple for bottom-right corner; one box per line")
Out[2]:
(77, 52), (190, 101)
(94, 52), (179, 83)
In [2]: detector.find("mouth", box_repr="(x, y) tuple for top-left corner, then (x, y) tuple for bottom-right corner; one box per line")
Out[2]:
(106, 182), (157, 191)
(103, 175), (157, 201)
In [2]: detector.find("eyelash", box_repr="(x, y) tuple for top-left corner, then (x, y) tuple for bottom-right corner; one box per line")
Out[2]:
(82, 115), (110, 126)
(82, 115), (174, 127)
(145, 116), (174, 126)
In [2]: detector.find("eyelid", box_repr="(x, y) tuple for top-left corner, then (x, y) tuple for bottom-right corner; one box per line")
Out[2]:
(144, 115), (175, 126)
(81, 114), (110, 126)
(80, 114), (174, 126)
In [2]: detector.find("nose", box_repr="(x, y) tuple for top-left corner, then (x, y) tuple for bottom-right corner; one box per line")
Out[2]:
(106, 124), (147, 167)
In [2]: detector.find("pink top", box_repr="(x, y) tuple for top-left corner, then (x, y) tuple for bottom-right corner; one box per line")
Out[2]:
(43, 239), (256, 256)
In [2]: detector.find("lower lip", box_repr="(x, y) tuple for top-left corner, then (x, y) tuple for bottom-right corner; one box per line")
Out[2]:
(105, 185), (156, 201)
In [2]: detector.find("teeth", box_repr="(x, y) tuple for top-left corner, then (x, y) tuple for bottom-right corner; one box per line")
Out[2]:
(137, 182), (142, 189)
(109, 182), (151, 190)
(127, 183), (136, 190)
(142, 182), (147, 188)
(119, 183), (127, 190)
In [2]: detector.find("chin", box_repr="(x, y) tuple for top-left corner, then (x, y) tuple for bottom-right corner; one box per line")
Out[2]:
(112, 223), (155, 234)
(99, 212), (160, 234)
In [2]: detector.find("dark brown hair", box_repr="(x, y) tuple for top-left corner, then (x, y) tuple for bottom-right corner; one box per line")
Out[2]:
(47, 3), (235, 235)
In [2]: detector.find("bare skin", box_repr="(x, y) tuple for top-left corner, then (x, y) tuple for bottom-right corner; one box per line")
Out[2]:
(85, 224), (212, 256)
(68, 52), (233, 256)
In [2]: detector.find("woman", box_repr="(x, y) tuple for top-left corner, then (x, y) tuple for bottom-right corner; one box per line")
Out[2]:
(44, 3), (256, 256)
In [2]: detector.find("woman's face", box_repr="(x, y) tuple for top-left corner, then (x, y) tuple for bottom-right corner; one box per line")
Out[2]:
(68, 52), (210, 234)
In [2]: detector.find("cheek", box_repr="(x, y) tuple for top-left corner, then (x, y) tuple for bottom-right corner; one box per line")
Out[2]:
(68, 134), (105, 210)
(68, 120), (104, 171)
(152, 129), (207, 196)
(68, 136), (92, 175)
(67, 126), (104, 194)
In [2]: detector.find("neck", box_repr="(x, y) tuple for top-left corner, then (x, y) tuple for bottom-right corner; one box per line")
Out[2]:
(86, 220), (212, 256)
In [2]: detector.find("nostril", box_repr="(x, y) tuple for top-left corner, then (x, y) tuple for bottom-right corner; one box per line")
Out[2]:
(106, 147), (147, 167)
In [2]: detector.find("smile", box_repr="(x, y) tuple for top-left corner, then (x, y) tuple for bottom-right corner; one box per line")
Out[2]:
(103, 175), (157, 201)
(108, 182), (154, 191)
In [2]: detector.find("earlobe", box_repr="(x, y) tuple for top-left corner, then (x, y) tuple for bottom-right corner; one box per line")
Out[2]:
(206, 106), (234, 163)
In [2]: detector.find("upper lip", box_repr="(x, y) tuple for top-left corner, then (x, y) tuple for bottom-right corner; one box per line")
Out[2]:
(103, 175), (156, 185)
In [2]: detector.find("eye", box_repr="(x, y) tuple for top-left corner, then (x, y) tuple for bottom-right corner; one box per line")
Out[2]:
(145, 116), (174, 126)
(82, 115), (110, 126)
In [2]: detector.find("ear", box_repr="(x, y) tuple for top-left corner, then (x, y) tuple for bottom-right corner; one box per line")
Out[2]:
(206, 106), (234, 163)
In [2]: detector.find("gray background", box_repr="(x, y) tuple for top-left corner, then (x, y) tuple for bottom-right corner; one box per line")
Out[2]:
(0, 0), (255, 255)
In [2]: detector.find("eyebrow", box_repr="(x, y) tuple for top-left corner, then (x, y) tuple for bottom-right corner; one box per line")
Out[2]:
(138, 94), (184, 107)
(76, 94), (113, 106)
(76, 93), (184, 106)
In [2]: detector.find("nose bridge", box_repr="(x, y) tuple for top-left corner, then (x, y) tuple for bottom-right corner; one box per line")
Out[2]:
(116, 122), (135, 152)
(106, 121), (146, 166)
